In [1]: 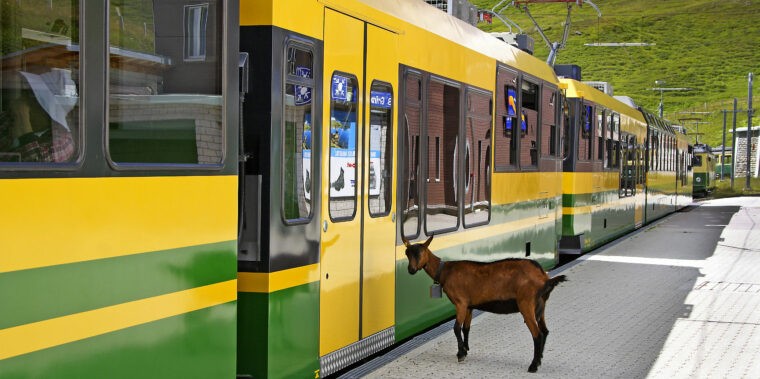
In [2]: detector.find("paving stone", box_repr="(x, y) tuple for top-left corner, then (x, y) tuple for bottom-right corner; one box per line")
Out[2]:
(352, 197), (760, 379)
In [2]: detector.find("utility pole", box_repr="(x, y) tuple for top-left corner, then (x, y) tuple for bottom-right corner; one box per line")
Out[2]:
(732, 98), (738, 189)
(721, 110), (727, 181)
(746, 73), (753, 191)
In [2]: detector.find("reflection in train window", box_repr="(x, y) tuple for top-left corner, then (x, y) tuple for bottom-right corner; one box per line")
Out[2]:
(401, 71), (422, 239)
(0, 0), (80, 164)
(578, 104), (593, 161)
(520, 80), (538, 168)
(328, 73), (358, 221)
(283, 45), (314, 223)
(494, 68), (518, 170)
(463, 88), (491, 228)
(425, 79), (459, 234)
(107, 1), (223, 165)
(368, 81), (393, 217)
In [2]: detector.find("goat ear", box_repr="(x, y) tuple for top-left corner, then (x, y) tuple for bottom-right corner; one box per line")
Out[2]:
(401, 235), (411, 247)
(423, 234), (434, 248)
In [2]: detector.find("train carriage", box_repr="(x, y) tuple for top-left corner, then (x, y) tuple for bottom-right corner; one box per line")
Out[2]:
(692, 143), (717, 196)
(1, 1), (240, 378)
(1, 1), (694, 378)
(640, 108), (688, 220)
(238, 1), (563, 377)
(558, 80), (692, 254)
(558, 79), (647, 254)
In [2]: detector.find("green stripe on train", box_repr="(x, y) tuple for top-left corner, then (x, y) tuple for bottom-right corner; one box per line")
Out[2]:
(0, 241), (236, 330)
(0, 304), (236, 379)
(237, 282), (319, 379)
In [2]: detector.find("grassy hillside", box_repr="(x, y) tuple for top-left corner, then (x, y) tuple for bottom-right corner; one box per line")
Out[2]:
(472, 0), (760, 147)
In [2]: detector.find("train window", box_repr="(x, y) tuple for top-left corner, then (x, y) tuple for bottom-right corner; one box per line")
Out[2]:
(401, 70), (422, 239)
(578, 104), (592, 161)
(605, 112), (614, 169)
(282, 45), (315, 223)
(597, 110), (606, 163)
(464, 88), (492, 228)
(0, 0), (80, 165)
(368, 81), (393, 217)
(540, 86), (556, 159)
(562, 99), (571, 160)
(651, 133), (659, 171)
(494, 69), (518, 171)
(520, 80), (538, 168)
(108, 1), (223, 165)
(425, 79), (459, 234)
(328, 73), (358, 221)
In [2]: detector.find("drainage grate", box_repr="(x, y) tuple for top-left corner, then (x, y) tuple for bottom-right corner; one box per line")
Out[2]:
(694, 281), (760, 293)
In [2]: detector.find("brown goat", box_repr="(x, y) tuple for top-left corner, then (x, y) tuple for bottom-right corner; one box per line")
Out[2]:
(402, 235), (566, 373)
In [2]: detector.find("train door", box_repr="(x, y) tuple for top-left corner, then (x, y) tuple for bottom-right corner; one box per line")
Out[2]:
(319, 8), (397, 371)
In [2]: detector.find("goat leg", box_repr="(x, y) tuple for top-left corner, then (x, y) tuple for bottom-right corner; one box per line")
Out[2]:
(538, 316), (549, 359)
(528, 333), (543, 373)
(463, 309), (473, 351)
(520, 299), (543, 372)
(453, 321), (468, 362)
(462, 326), (470, 352)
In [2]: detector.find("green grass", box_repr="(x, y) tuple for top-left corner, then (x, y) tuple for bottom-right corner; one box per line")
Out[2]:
(473, 0), (760, 148)
(713, 176), (760, 198)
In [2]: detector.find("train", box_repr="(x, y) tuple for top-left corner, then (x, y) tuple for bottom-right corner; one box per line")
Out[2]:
(558, 80), (692, 254)
(714, 145), (733, 180)
(0, 1), (691, 378)
(692, 143), (717, 196)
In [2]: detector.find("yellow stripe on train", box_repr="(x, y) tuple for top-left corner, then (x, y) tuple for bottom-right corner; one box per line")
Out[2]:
(0, 176), (237, 273)
(0, 280), (236, 360)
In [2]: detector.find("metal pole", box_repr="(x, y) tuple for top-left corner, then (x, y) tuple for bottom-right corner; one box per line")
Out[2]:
(659, 89), (664, 118)
(746, 73), (753, 190)
(721, 110), (727, 181)
(732, 98), (737, 189)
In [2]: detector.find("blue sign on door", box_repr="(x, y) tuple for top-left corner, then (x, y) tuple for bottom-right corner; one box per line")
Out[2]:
(332, 75), (349, 102)
(295, 67), (311, 105)
(370, 91), (392, 109)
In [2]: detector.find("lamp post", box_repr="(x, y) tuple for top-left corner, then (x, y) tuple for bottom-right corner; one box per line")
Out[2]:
(655, 80), (665, 118)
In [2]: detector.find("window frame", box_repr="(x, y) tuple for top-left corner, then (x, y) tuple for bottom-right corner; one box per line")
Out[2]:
(494, 66), (520, 172)
(367, 80), (394, 218)
(184, 3), (209, 61)
(462, 85), (492, 229)
(423, 75), (461, 236)
(327, 71), (360, 223)
(281, 41), (316, 225)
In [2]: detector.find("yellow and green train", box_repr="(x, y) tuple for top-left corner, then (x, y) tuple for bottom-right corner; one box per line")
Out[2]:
(559, 80), (693, 254)
(692, 143), (717, 196)
(0, 1), (690, 378)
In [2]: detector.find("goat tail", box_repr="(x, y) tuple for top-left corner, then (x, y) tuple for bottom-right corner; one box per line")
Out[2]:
(540, 275), (567, 300)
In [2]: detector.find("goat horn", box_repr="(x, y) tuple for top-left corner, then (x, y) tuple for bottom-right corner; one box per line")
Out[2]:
(401, 235), (411, 247)
(423, 234), (434, 247)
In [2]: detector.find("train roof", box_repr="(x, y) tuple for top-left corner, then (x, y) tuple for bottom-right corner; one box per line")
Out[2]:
(352, 0), (560, 82)
(560, 78), (645, 122)
(693, 144), (713, 154)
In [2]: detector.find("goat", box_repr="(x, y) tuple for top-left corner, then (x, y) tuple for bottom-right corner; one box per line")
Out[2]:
(402, 235), (567, 373)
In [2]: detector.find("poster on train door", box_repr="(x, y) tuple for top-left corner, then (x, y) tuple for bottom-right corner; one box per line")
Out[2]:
(329, 119), (356, 198)
(368, 124), (381, 196)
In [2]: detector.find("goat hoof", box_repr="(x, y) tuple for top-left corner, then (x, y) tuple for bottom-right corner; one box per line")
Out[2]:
(528, 362), (540, 373)
(457, 352), (467, 362)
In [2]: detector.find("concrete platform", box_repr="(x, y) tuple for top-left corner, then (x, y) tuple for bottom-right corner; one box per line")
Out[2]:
(342, 197), (760, 378)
